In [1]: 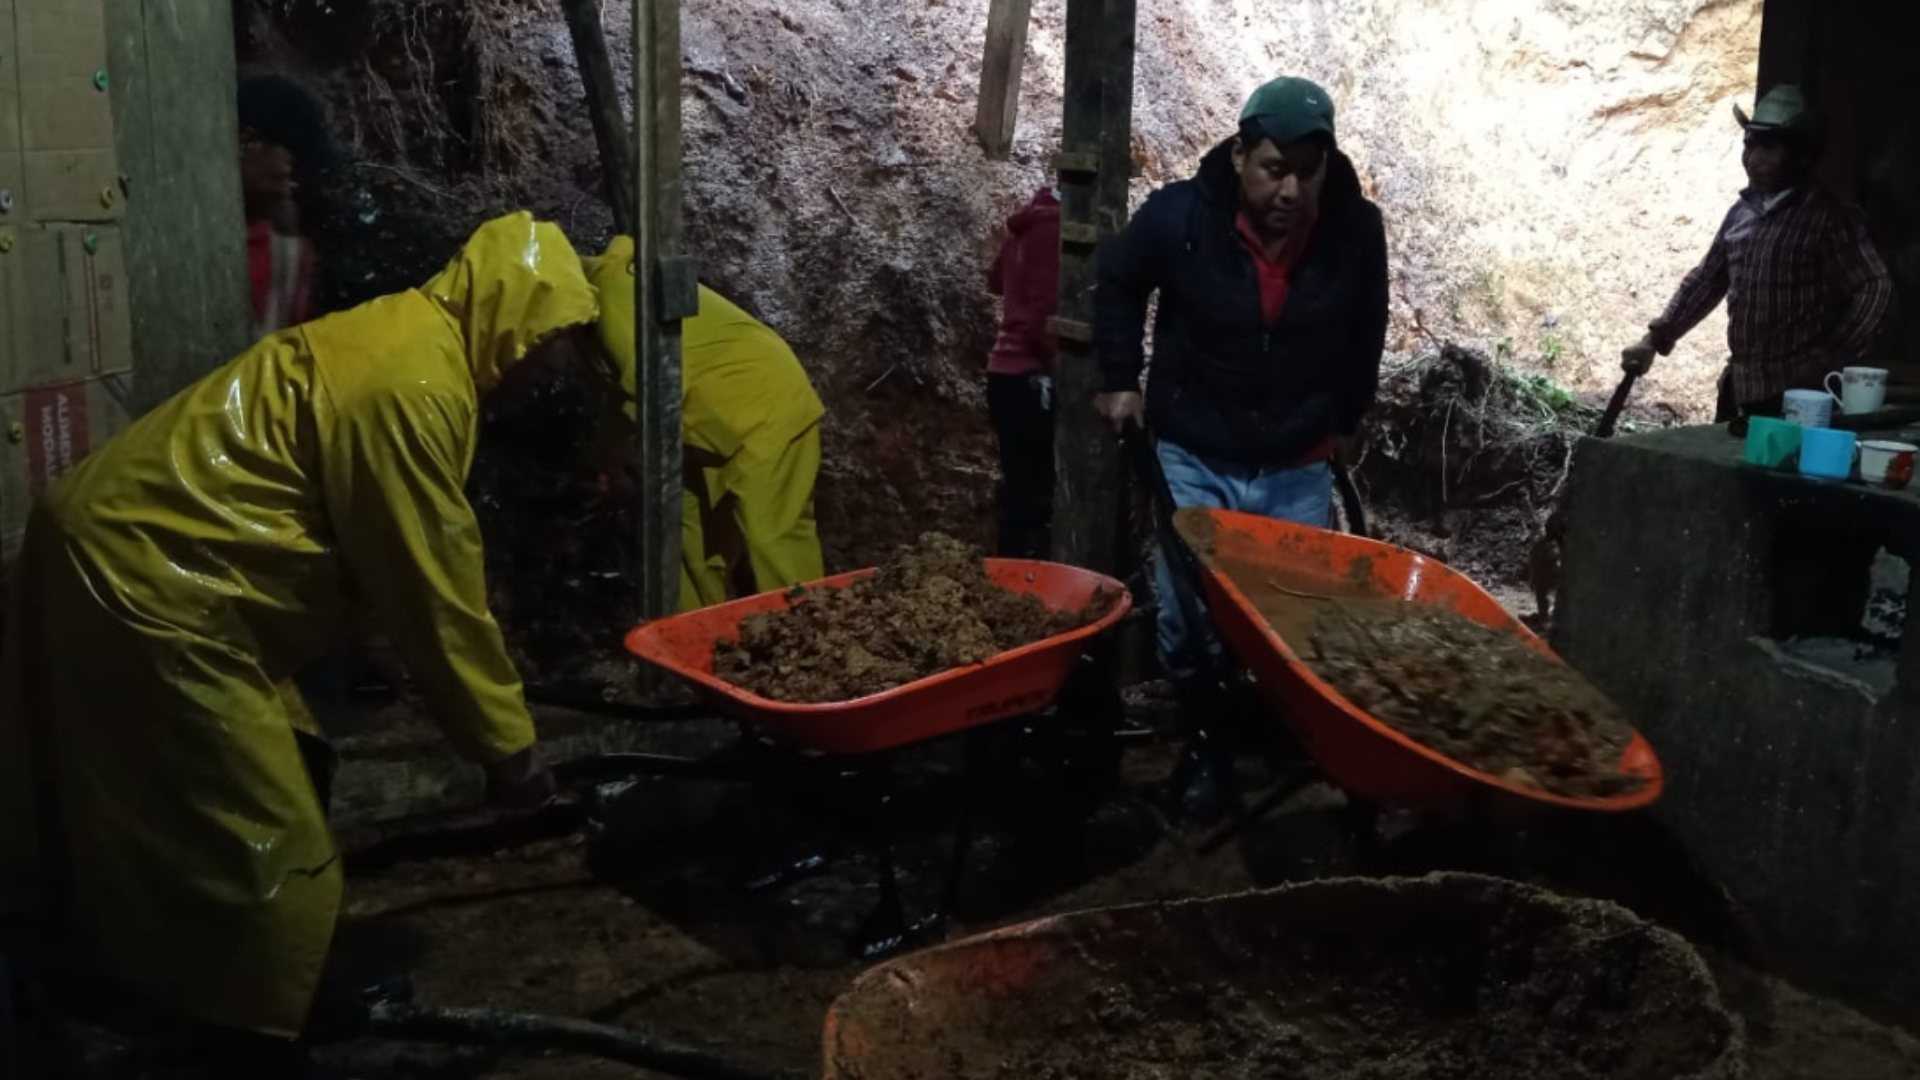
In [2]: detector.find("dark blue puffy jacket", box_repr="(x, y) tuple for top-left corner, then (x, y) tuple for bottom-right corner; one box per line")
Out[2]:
(1095, 139), (1389, 466)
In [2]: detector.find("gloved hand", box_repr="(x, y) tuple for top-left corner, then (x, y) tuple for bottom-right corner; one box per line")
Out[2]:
(1621, 335), (1658, 376)
(484, 746), (557, 811)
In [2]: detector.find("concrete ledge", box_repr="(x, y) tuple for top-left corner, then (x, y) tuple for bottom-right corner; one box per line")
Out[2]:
(1556, 423), (1920, 1026)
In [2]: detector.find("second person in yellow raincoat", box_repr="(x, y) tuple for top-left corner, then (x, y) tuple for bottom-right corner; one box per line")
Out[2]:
(586, 237), (826, 609)
(0, 213), (601, 1067)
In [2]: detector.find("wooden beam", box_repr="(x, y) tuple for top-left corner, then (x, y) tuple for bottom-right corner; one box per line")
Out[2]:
(560, 0), (636, 234)
(974, 0), (1033, 160)
(104, 0), (250, 413)
(1757, 0), (1816, 92)
(631, 0), (686, 621)
(1049, 0), (1135, 577)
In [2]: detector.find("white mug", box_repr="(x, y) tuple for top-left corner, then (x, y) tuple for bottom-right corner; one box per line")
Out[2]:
(1825, 366), (1888, 415)
(1860, 440), (1917, 488)
(1782, 388), (1833, 428)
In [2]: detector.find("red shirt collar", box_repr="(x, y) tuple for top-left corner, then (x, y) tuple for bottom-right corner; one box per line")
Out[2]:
(1235, 210), (1313, 267)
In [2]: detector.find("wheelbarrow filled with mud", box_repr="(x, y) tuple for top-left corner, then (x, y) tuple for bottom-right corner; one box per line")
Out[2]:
(1179, 507), (1662, 815)
(822, 872), (1745, 1079)
(617, 554), (1132, 955)
(626, 559), (1128, 754)
(1123, 426), (1661, 821)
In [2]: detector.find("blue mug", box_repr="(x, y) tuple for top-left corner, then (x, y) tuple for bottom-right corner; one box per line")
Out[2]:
(1798, 426), (1857, 481)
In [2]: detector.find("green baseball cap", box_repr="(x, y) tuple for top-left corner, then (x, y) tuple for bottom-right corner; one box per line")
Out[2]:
(1239, 76), (1336, 145)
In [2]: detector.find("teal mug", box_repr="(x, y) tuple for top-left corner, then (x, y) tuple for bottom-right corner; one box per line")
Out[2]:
(1742, 416), (1801, 468)
(1798, 426), (1857, 482)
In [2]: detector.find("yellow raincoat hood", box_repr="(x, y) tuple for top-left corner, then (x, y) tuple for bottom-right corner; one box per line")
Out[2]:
(422, 211), (599, 394)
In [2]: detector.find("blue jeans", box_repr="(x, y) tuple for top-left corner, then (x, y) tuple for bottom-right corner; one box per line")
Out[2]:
(1153, 439), (1333, 681)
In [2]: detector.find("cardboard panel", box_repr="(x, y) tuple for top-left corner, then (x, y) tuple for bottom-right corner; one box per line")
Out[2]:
(0, 223), (132, 394)
(79, 225), (132, 377)
(0, 224), (64, 394)
(14, 0), (113, 153)
(0, 0), (20, 154)
(0, 155), (20, 226)
(0, 373), (129, 560)
(23, 149), (122, 223)
(0, 0), (22, 234)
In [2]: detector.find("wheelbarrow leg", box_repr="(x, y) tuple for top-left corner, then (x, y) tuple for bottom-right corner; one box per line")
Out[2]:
(848, 749), (977, 961)
(740, 751), (843, 895)
(939, 730), (992, 915)
(1197, 763), (1319, 855)
(854, 839), (914, 961)
(848, 769), (933, 961)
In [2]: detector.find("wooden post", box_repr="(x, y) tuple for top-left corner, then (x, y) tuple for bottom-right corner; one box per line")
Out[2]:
(561, 0), (636, 234)
(104, 0), (251, 412)
(974, 0), (1033, 160)
(631, 0), (694, 622)
(1049, 0), (1136, 575)
(1757, 0), (1816, 92)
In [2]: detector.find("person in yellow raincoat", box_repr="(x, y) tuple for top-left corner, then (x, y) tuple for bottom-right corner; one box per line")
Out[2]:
(586, 236), (825, 609)
(0, 212), (596, 1064)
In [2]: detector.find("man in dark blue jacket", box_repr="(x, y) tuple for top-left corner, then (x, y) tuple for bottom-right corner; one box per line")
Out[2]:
(1094, 76), (1388, 819)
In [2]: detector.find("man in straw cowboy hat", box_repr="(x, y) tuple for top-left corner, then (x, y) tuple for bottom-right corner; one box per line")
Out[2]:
(1622, 84), (1893, 422)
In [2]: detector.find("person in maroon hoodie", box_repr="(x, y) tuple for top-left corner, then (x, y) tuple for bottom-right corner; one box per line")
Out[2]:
(985, 186), (1062, 559)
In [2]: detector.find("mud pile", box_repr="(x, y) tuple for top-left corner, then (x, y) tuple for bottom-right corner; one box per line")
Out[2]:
(1354, 345), (1685, 607)
(713, 533), (1107, 703)
(1304, 600), (1640, 797)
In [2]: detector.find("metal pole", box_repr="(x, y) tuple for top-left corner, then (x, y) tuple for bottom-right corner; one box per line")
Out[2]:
(630, 0), (689, 623)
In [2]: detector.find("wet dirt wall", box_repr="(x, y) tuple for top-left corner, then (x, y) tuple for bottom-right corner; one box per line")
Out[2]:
(1555, 424), (1920, 1027)
(234, 0), (1763, 573)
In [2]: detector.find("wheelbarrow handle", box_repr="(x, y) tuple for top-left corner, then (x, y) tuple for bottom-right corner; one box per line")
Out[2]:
(1124, 430), (1223, 667)
(1331, 459), (1369, 538)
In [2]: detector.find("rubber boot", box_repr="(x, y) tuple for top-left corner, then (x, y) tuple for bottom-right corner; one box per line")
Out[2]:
(1163, 676), (1240, 826)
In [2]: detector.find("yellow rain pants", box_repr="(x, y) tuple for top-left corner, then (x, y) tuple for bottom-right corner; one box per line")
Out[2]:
(0, 212), (598, 1037)
(585, 238), (825, 610)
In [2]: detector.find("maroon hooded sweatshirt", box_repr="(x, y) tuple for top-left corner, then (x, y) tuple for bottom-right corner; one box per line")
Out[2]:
(987, 187), (1062, 376)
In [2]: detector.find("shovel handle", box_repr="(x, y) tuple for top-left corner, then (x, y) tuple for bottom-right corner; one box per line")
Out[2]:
(1595, 372), (1639, 439)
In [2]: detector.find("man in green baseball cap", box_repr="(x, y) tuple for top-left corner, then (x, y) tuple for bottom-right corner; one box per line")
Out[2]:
(1622, 84), (1892, 422)
(1238, 75), (1337, 152)
(1092, 75), (1388, 822)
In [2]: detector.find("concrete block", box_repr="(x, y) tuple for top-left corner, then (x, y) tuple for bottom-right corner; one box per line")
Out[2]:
(1557, 423), (1920, 1024)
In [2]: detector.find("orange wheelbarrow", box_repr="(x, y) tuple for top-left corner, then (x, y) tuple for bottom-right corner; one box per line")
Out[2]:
(1126, 431), (1660, 838)
(621, 560), (1132, 957)
(820, 873), (1742, 1079)
(1189, 507), (1662, 816)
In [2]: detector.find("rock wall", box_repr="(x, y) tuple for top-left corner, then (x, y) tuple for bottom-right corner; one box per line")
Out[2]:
(238, 0), (1760, 571)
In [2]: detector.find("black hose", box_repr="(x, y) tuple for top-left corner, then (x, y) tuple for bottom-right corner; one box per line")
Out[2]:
(522, 686), (704, 721)
(368, 1000), (804, 1080)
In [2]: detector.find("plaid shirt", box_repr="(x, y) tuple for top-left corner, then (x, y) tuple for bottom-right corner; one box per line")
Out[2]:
(1649, 186), (1893, 406)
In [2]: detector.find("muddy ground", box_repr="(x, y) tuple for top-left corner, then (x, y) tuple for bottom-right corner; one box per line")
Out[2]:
(287, 699), (1920, 1080)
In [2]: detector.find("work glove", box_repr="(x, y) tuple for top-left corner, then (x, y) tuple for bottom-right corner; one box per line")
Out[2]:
(485, 745), (558, 811)
(1620, 335), (1657, 376)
